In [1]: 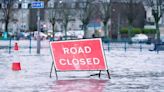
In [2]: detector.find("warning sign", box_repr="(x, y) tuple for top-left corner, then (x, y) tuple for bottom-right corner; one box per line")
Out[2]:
(50, 38), (107, 71)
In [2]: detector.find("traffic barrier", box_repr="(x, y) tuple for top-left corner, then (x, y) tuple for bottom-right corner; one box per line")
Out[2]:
(14, 42), (19, 51)
(12, 62), (21, 71)
(12, 42), (21, 71)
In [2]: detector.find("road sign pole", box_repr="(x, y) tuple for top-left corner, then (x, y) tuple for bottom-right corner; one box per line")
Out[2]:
(31, 1), (44, 54)
(36, 0), (42, 54)
(37, 8), (41, 54)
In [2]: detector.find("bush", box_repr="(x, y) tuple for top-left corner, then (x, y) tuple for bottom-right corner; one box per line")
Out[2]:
(142, 29), (156, 34)
(132, 28), (142, 34)
(120, 28), (156, 35)
(120, 28), (128, 34)
(120, 27), (142, 35)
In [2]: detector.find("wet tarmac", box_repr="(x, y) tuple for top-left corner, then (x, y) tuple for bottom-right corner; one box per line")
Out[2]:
(0, 47), (164, 92)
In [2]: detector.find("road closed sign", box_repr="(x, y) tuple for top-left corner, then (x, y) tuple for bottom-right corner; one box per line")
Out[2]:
(50, 38), (107, 71)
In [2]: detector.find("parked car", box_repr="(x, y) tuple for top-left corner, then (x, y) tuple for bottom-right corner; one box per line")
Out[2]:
(131, 34), (148, 43)
(34, 32), (48, 40)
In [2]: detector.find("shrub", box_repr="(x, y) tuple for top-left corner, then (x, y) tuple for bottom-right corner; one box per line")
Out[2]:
(120, 27), (142, 35)
(120, 28), (156, 35)
(120, 28), (128, 34)
(132, 28), (142, 34)
(142, 29), (156, 34)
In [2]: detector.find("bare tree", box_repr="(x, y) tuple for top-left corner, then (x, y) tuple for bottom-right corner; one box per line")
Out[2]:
(100, 0), (111, 38)
(78, 0), (94, 38)
(60, 2), (71, 39)
(47, 1), (59, 40)
(0, 0), (16, 34)
(124, 0), (141, 40)
(146, 0), (164, 43)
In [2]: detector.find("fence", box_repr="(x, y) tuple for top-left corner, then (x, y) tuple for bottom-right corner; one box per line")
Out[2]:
(0, 39), (158, 54)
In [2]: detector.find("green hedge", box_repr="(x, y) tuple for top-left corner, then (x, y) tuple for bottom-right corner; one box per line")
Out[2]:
(120, 28), (128, 34)
(132, 28), (142, 35)
(142, 29), (156, 34)
(120, 27), (156, 35)
(120, 28), (141, 36)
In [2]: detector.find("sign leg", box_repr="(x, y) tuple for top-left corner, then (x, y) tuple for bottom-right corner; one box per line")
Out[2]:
(49, 61), (58, 80)
(98, 70), (101, 78)
(54, 68), (58, 80)
(107, 70), (111, 79)
(50, 61), (54, 78)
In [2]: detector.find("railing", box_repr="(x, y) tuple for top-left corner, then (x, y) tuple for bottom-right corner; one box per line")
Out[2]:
(0, 38), (160, 54)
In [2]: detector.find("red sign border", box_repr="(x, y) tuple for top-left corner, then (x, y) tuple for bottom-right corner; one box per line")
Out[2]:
(50, 38), (108, 71)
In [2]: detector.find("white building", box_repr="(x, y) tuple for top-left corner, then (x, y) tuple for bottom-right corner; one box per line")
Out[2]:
(0, 0), (31, 32)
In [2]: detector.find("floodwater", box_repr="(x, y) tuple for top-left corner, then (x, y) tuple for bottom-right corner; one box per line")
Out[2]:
(0, 45), (164, 92)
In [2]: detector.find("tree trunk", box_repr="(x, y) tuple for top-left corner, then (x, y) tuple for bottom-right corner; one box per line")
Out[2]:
(5, 20), (9, 33)
(128, 24), (132, 41)
(83, 24), (87, 38)
(103, 22), (108, 38)
(155, 22), (160, 44)
(64, 24), (67, 40)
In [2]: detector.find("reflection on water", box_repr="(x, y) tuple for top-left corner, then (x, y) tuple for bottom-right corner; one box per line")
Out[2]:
(50, 79), (108, 92)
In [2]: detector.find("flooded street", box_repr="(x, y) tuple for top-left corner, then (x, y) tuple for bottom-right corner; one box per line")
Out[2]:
(0, 47), (164, 92)
(0, 0), (164, 91)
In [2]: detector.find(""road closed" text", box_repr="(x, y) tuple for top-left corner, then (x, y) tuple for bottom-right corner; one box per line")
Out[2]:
(58, 46), (100, 66)
(62, 46), (91, 54)
(59, 58), (100, 65)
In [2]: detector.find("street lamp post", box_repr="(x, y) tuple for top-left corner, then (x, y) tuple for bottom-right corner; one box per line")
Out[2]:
(31, 0), (44, 54)
(37, 0), (41, 54)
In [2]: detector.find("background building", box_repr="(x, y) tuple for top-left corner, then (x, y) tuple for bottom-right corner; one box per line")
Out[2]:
(0, 0), (164, 39)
